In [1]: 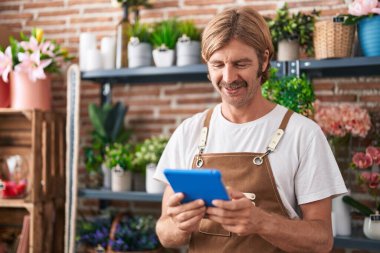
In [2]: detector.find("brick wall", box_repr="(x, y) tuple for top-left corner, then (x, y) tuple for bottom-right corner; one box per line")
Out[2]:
(1, 1), (380, 252)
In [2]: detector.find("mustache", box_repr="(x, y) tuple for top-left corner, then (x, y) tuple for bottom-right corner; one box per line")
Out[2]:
(218, 80), (248, 89)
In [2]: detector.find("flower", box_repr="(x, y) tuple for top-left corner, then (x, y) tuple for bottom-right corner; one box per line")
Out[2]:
(343, 0), (380, 24)
(0, 28), (72, 82)
(76, 218), (111, 249)
(349, 145), (380, 215)
(314, 102), (371, 138)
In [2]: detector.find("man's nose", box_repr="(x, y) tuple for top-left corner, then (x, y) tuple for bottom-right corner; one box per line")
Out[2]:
(222, 65), (238, 84)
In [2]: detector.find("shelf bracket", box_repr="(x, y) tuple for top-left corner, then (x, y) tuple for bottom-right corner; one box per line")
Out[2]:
(287, 60), (300, 77)
(101, 82), (112, 104)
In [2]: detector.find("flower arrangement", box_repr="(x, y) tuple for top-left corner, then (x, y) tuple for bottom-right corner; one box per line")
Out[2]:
(343, 145), (380, 216)
(314, 102), (371, 138)
(76, 218), (110, 249)
(104, 143), (134, 172)
(343, 0), (380, 25)
(109, 214), (159, 251)
(0, 28), (71, 82)
(133, 136), (169, 173)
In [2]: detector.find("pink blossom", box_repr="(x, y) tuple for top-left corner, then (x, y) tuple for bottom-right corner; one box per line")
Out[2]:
(366, 146), (380, 165)
(40, 41), (56, 58)
(349, 0), (380, 16)
(360, 172), (380, 189)
(15, 50), (52, 81)
(20, 36), (40, 52)
(352, 152), (373, 169)
(0, 47), (13, 83)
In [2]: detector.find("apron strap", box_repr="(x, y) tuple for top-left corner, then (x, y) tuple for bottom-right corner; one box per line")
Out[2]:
(278, 109), (293, 131)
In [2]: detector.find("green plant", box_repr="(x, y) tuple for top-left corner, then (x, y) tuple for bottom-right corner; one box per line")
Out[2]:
(266, 4), (320, 56)
(116, 0), (152, 21)
(262, 68), (315, 117)
(133, 136), (169, 173)
(84, 102), (131, 173)
(104, 143), (133, 171)
(341, 0), (380, 25)
(177, 20), (201, 41)
(128, 21), (152, 44)
(151, 19), (180, 50)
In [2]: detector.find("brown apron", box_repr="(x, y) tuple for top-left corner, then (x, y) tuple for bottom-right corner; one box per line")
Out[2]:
(189, 108), (294, 253)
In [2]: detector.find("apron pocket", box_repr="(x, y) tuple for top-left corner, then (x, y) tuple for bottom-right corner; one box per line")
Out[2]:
(198, 218), (231, 237)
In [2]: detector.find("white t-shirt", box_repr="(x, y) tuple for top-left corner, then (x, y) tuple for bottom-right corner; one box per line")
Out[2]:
(155, 104), (347, 219)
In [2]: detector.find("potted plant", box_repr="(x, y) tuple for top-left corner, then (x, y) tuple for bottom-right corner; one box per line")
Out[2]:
(261, 68), (315, 118)
(266, 4), (319, 61)
(84, 102), (131, 189)
(133, 136), (168, 193)
(76, 218), (111, 252)
(0, 28), (72, 110)
(128, 21), (152, 68)
(104, 143), (134, 192)
(150, 19), (180, 67)
(176, 20), (201, 66)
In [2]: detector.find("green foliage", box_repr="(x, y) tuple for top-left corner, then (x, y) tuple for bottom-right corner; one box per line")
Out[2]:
(343, 195), (377, 216)
(84, 102), (131, 173)
(150, 19), (181, 49)
(104, 143), (134, 171)
(267, 4), (320, 56)
(133, 136), (169, 173)
(177, 20), (200, 41)
(262, 68), (315, 117)
(128, 21), (152, 43)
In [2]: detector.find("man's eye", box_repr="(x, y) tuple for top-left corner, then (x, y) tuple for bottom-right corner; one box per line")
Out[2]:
(236, 63), (248, 68)
(212, 64), (223, 68)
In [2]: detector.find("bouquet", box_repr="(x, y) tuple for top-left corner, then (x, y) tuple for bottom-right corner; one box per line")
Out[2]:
(0, 28), (71, 82)
(343, 0), (380, 25)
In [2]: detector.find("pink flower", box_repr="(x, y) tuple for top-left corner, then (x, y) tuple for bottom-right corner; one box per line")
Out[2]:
(349, 0), (380, 16)
(366, 146), (380, 165)
(360, 172), (380, 189)
(15, 50), (52, 82)
(0, 47), (13, 82)
(352, 152), (373, 169)
(20, 36), (40, 52)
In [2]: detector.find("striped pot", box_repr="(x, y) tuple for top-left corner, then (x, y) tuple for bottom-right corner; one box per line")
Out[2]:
(358, 15), (380, 57)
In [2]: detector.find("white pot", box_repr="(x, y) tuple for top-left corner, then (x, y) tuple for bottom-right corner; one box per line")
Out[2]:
(363, 214), (380, 240)
(152, 48), (175, 67)
(128, 41), (152, 68)
(332, 192), (351, 236)
(111, 165), (132, 192)
(176, 40), (200, 66)
(101, 163), (112, 189)
(145, 163), (165, 194)
(277, 39), (300, 61)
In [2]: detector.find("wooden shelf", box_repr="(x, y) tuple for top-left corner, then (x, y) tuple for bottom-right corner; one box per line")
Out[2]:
(0, 198), (33, 209)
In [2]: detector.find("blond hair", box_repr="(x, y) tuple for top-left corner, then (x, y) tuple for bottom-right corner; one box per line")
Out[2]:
(201, 7), (274, 83)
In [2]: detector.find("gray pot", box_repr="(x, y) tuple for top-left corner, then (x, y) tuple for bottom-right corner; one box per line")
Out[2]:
(176, 40), (201, 66)
(128, 40), (152, 68)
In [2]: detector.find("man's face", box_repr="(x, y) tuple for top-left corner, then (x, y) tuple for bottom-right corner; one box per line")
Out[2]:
(207, 39), (268, 109)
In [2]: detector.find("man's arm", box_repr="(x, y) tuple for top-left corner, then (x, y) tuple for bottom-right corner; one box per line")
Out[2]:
(207, 188), (333, 253)
(156, 185), (206, 248)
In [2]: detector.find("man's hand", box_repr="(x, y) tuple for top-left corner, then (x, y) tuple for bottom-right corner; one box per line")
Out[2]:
(166, 192), (206, 233)
(206, 187), (260, 236)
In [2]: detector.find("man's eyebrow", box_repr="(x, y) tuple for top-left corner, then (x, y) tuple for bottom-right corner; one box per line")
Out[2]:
(209, 58), (253, 64)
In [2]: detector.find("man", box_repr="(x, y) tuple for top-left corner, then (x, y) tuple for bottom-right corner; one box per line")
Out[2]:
(154, 6), (347, 253)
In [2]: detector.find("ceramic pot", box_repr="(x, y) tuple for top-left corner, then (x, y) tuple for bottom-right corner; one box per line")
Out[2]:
(128, 40), (152, 68)
(152, 48), (174, 67)
(0, 78), (10, 108)
(358, 15), (380, 57)
(10, 71), (51, 110)
(363, 214), (380, 240)
(145, 163), (165, 194)
(101, 163), (111, 189)
(111, 165), (132, 192)
(176, 40), (200, 66)
(277, 39), (300, 61)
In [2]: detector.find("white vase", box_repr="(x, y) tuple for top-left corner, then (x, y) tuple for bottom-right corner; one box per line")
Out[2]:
(277, 39), (299, 61)
(152, 48), (175, 67)
(101, 163), (111, 189)
(145, 163), (165, 194)
(111, 165), (132, 192)
(363, 214), (380, 240)
(128, 40), (152, 68)
(176, 40), (200, 66)
(332, 191), (351, 236)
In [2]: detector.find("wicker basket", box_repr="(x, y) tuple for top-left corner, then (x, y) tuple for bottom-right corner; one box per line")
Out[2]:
(313, 20), (355, 59)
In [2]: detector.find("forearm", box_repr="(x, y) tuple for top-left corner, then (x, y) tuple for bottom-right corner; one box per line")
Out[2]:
(258, 211), (333, 253)
(156, 215), (191, 248)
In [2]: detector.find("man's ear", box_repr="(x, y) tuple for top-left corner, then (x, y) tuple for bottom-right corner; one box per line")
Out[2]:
(262, 49), (270, 72)
(207, 73), (211, 81)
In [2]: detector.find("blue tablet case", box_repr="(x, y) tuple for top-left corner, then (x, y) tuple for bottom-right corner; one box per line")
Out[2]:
(163, 169), (230, 206)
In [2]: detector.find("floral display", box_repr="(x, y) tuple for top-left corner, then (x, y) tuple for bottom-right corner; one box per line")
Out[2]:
(133, 136), (169, 172)
(314, 102), (371, 138)
(348, 146), (380, 214)
(0, 28), (71, 82)
(76, 218), (111, 249)
(343, 0), (380, 24)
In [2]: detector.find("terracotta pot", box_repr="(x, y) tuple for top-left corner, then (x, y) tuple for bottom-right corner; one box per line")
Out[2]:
(0, 78), (10, 108)
(10, 71), (52, 110)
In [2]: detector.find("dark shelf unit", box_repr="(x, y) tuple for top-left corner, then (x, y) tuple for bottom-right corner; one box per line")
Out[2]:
(334, 233), (380, 251)
(78, 189), (162, 202)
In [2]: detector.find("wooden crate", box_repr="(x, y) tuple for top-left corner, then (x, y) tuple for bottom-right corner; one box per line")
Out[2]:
(0, 109), (66, 202)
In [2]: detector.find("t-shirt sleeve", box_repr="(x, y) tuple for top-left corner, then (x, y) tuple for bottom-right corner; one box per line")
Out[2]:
(295, 128), (348, 205)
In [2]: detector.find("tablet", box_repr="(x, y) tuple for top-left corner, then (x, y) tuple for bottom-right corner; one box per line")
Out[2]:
(163, 168), (230, 206)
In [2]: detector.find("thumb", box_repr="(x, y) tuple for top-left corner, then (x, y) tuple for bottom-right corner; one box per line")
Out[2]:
(226, 186), (245, 200)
